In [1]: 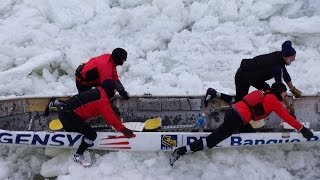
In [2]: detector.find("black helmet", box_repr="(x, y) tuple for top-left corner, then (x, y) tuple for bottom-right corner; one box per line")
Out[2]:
(111, 48), (127, 66)
(271, 82), (287, 93)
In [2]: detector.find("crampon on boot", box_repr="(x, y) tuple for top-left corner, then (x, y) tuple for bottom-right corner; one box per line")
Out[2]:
(170, 147), (182, 166)
(73, 154), (91, 167)
(44, 97), (60, 116)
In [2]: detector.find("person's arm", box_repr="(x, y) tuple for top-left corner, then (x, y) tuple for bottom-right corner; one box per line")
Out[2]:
(285, 81), (294, 92)
(286, 81), (302, 98)
(218, 93), (235, 104)
(115, 80), (129, 100)
(282, 95), (290, 107)
(100, 101), (125, 132)
(204, 88), (235, 107)
(101, 79), (116, 97)
(271, 98), (313, 139)
(283, 67), (302, 98)
(111, 61), (129, 100)
(282, 66), (292, 83)
(271, 66), (283, 82)
(100, 100), (134, 138)
(283, 68), (295, 92)
(115, 80), (125, 92)
(281, 67), (292, 105)
(271, 98), (303, 131)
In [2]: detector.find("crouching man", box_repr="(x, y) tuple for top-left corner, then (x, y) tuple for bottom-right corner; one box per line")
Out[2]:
(170, 82), (313, 166)
(49, 86), (134, 166)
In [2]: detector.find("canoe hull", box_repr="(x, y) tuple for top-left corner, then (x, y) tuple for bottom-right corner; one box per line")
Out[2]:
(1, 129), (319, 151)
(1, 95), (319, 151)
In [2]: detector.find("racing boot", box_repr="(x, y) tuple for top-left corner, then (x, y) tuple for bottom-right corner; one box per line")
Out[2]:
(170, 147), (185, 166)
(73, 153), (91, 167)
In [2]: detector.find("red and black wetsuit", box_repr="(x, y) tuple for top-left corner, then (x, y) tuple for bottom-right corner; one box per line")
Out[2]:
(75, 54), (124, 96)
(235, 51), (291, 102)
(184, 92), (302, 153)
(233, 93), (302, 130)
(58, 87), (125, 141)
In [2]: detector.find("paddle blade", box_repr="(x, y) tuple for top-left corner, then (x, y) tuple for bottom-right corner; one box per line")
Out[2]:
(144, 118), (162, 130)
(49, 119), (63, 131)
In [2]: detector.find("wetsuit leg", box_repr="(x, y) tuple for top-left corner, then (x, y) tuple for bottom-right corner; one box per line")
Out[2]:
(59, 110), (97, 154)
(251, 81), (270, 91)
(178, 108), (244, 154)
(235, 69), (250, 102)
(59, 109), (97, 141)
(76, 79), (93, 93)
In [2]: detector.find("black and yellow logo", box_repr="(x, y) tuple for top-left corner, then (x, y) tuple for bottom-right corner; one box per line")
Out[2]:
(161, 135), (177, 150)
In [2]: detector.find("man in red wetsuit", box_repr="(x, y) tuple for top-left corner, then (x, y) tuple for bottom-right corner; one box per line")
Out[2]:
(51, 86), (134, 165)
(75, 48), (129, 100)
(169, 82), (313, 166)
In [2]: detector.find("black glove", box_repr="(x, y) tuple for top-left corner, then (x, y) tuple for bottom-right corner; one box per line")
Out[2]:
(119, 90), (129, 100)
(121, 127), (135, 138)
(300, 126), (313, 140)
(204, 88), (217, 107)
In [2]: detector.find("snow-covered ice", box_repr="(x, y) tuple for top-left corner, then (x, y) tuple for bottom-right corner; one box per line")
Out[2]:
(0, 0), (320, 179)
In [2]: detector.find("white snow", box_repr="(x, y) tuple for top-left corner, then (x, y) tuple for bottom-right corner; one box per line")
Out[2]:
(0, 0), (320, 179)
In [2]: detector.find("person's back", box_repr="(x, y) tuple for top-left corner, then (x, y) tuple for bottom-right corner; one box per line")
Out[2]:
(241, 52), (283, 71)
(78, 54), (115, 85)
(66, 87), (125, 131)
(233, 91), (302, 131)
(75, 48), (128, 96)
(54, 86), (134, 166)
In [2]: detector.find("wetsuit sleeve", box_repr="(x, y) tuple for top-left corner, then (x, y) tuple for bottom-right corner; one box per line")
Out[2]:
(219, 93), (235, 104)
(270, 96), (303, 130)
(282, 66), (291, 83)
(271, 66), (282, 82)
(100, 100), (125, 132)
(272, 66), (291, 83)
(101, 79), (116, 97)
(115, 80), (125, 93)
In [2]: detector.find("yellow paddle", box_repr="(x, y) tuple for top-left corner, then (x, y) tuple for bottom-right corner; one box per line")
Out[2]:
(144, 117), (162, 130)
(49, 117), (162, 131)
(49, 119), (63, 131)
